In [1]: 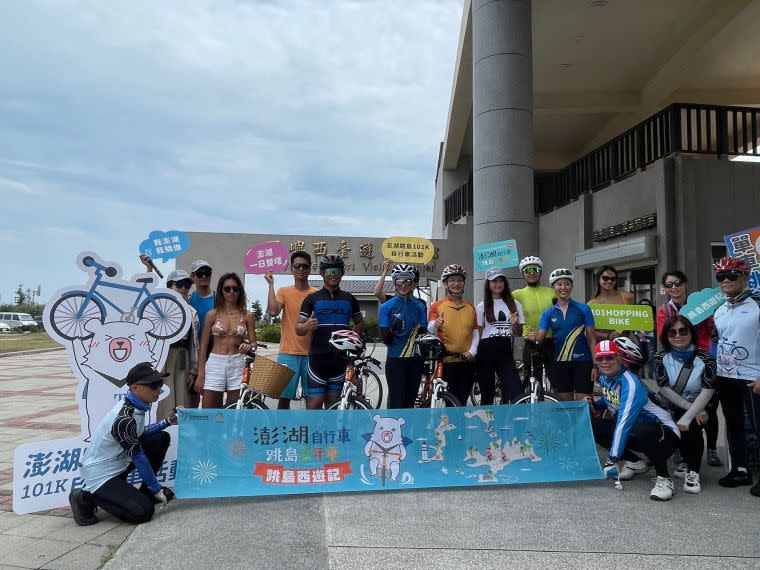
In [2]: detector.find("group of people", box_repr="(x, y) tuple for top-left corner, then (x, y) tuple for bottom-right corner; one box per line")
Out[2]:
(68, 251), (760, 527)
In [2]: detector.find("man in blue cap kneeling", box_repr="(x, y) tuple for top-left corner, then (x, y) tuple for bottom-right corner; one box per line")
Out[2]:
(69, 362), (178, 525)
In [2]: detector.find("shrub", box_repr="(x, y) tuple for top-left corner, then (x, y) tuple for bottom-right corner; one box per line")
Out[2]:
(362, 318), (379, 341)
(258, 324), (281, 343)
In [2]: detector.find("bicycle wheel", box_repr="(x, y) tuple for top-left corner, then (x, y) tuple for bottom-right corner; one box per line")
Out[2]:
(49, 292), (106, 340)
(224, 397), (268, 410)
(328, 396), (373, 410)
(358, 368), (384, 409)
(424, 390), (461, 408)
(511, 392), (561, 405)
(138, 293), (187, 339)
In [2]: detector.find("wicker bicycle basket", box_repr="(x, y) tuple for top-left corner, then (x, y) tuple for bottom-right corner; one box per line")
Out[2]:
(249, 355), (294, 399)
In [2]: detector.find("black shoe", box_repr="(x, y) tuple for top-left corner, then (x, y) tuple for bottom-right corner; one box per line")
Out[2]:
(751, 480), (760, 497)
(69, 490), (98, 526)
(718, 468), (753, 488)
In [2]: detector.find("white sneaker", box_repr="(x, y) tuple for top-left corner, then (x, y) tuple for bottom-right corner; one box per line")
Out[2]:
(683, 471), (701, 494)
(618, 459), (649, 480)
(673, 462), (688, 479)
(650, 476), (674, 501)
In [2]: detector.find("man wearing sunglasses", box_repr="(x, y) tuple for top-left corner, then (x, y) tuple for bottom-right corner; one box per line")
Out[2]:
(266, 251), (318, 409)
(69, 362), (178, 526)
(513, 256), (555, 388)
(711, 257), (760, 495)
(297, 255), (363, 410)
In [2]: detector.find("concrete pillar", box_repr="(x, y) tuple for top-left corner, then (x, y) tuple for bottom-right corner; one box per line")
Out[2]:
(471, 0), (535, 302)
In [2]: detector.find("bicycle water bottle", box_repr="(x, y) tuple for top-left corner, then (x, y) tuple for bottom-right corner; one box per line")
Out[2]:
(242, 363), (251, 385)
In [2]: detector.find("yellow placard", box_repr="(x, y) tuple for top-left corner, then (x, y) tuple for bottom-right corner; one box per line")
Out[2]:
(381, 236), (435, 264)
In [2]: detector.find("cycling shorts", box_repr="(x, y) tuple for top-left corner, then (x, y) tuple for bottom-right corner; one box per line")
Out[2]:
(307, 355), (346, 397)
(552, 361), (594, 394)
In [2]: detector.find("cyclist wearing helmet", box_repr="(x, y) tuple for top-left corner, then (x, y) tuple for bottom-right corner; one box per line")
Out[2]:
(657, 269), (721, 467)
(428, 263), (478, 405)
(475, 267), (525, 404)
(654, 315), (716, 494)
(710, 257), (760, 495)
(536, 268), (596, 401)
(297, 255), (363, 410)
(379, 265), (428, 408)
(374, 260), (423, 304)
(513, 256), (555, 389)
(591, 341), (680, 501)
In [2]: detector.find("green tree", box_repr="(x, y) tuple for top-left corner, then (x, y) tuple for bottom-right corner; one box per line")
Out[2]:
(251, 299), (264, 323)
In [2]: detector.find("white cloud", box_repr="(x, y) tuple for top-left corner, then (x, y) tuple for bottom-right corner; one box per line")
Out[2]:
(0, 0), (463, 303)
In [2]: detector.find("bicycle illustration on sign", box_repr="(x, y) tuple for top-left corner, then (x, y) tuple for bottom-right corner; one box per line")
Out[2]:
(717, 337), (750, 375)
(43, 252), (191, 440)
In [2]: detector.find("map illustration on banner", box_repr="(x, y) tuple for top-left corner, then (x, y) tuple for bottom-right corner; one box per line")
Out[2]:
(473, 239), (518, 272)
(13, 252), (192, 514)
(381, 236), (435, 264)
(590, 304), (653, 332)
(139, 230), (191, 262)
(724, 225), (760, 294)
(175, 403), (602, 499)
(243, 241), (290, 274)
(680, 287), (726, 325)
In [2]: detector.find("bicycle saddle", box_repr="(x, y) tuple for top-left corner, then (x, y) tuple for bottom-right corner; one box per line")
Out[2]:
(136, 277), (155, 284)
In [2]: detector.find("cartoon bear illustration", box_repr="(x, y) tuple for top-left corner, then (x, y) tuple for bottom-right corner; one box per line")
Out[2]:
(72, 318), (169, 438)
(364, 415), (407, 481)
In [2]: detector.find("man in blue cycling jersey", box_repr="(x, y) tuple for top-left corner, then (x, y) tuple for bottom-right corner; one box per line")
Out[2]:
(297, 255), (363, 410)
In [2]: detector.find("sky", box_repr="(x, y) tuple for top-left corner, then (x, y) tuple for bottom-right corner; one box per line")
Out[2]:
(1, 0), (463, 307)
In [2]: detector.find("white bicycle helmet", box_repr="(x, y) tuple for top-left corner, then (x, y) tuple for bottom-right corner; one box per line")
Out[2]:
(392, 263), (416, 281)
(329, 330), (363, 352)
(519, 256), (543, 272)
(613, 337), (643, 366)
(549, 268), (574, 286)
(441, 264), (466, 282)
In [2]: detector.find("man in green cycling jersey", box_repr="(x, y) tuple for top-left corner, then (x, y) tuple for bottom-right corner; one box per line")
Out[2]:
(512, 256), (555, 388)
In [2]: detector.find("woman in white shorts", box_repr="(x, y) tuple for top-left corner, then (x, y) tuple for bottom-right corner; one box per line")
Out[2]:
(195, 272), (256, 408)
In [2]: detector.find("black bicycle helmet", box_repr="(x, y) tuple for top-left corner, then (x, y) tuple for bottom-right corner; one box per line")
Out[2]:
(319, 255), (345, 270)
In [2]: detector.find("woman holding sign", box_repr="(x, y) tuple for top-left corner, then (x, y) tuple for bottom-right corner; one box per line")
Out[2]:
(588, 265), (634, 343)
(654, 315), (716, 494)
(536, 269), (596, 401)
(475, 267), (524, 404)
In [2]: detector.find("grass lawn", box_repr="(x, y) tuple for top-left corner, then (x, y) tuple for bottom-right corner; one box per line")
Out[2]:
(0, 331), (62, 354)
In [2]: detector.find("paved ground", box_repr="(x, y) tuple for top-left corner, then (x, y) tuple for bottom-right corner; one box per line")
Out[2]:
(3, 349), (760, 569)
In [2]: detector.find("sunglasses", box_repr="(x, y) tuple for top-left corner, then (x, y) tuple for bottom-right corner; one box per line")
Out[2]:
(323, 267), (343, 277)
(145, 381), (163, 391)
(596, 355), (617, 362)
(175, 280), (193, 290)
(292, 263), (310, 271)
(223, 286), (240, 293)
(668, 327), (691, 338)
(716, 271), (742, 282)
(600, 275), (616, 282)
(194, 269), (212, 278)
(523, 267), (541, 275)
(394, 279), (414, 287)
(664, 280), (685, 288)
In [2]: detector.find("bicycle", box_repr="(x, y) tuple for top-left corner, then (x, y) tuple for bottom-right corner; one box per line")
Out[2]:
(468, 359), (524, 406)
(414, 334), (462, 408)
(510, 354), (560, 404)
(224, 344), (271, 410)
(49, 256), (185, 340)
(366, 441), (403, 487)
(328, 349), (373, 410)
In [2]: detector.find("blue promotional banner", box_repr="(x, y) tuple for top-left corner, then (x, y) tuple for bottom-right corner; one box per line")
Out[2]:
(680, 287), (726, 325)
(139, 230), (191, 261)
(175, 403), (603, 498)
(473, 239), (518, 272)
(724, 225), (760, 294)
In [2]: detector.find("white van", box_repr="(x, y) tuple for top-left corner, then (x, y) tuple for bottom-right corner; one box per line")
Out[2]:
(0, 312), (38, 330)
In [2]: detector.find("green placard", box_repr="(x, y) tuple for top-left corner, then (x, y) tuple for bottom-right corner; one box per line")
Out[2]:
(590, 304), (654, 332)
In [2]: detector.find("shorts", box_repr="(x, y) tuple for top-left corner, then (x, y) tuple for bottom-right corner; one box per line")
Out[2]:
(307, 354), (346, 397)
(552, 361), (594, 394)
(277, 354), (309, 399)
(204, 353), (245, 392)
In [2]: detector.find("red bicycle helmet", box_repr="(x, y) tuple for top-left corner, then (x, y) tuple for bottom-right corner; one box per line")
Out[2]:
(713, 256), (750, 274)
(613, 337), (643, 367)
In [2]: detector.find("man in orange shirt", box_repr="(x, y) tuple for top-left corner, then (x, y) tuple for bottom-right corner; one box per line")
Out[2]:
(428, 264), (479, 405)
(265, 251), (318, 409)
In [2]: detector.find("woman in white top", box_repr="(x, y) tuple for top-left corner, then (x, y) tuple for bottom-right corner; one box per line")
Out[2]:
(475, 267), (525, 404)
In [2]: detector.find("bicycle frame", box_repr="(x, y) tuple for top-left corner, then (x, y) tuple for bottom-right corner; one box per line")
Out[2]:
(335, 363), (359, 410)
(76, 264), (166, 321)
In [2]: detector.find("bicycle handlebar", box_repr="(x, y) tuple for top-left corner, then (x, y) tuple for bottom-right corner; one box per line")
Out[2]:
(82, 256), (118, 277)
